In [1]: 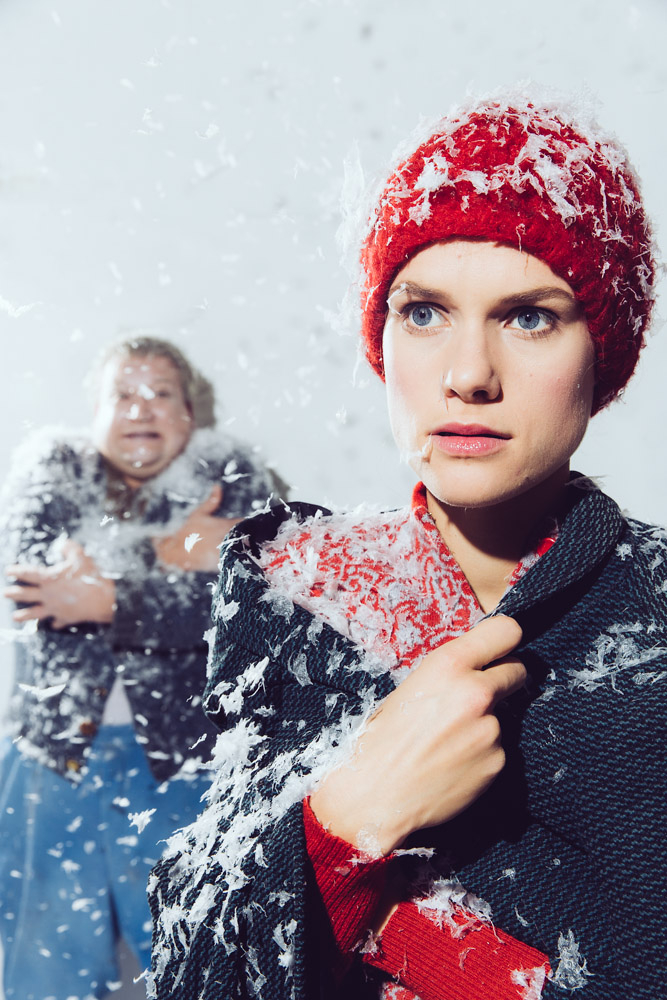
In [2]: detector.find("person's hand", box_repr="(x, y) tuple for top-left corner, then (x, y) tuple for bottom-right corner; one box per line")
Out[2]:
(309, 615), (525, 857)
(4, 539), (116, 629)
(153, 484), (240, 572)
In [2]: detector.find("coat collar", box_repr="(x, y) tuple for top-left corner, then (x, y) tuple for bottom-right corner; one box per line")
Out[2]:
(215, 477), (625, 702)
(233, 475), (624, 616)
(494, 475), (624, 631)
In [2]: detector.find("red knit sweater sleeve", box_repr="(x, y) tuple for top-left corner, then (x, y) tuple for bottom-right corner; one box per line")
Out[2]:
(303, 799), (551, 1000)
(302, 797), (392, 954)
(363, 902), (551, 1000)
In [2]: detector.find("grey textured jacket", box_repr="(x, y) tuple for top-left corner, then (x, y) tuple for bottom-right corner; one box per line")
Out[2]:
(0, 426), (277, 781)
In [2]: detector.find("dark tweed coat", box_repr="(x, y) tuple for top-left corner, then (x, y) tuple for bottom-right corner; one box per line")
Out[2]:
(148, 478), (667, 999)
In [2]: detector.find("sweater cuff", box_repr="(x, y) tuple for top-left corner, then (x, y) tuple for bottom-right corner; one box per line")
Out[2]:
(303, 797), (392, 954)
(363, 900), (551, 1000)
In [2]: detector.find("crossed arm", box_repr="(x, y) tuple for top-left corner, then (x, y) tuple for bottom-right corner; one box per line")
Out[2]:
(4, 485), (239, 629)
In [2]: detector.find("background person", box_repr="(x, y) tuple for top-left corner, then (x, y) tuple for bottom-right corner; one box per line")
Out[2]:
(147, 96), (665, 1000)
(0, 335), (280, 1000)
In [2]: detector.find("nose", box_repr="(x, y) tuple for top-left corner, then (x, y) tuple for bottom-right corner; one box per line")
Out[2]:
(441, 325), (501, 403)
(127, 396), (154, 421)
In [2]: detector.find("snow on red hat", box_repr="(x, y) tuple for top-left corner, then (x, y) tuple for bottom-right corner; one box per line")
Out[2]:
(359, 93), (656, 412)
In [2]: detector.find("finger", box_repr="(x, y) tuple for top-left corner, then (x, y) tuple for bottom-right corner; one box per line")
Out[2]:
(5, 565), (49, 585)
(12, 605), (47, 623)
(443, 615), (523, 673)
(4, 584), (41, 602)
(482, 656), (527, 706)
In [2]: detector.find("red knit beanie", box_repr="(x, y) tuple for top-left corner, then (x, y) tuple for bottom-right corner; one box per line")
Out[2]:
(359, 94), (656, 413)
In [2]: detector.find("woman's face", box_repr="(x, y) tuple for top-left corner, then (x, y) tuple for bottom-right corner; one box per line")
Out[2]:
(91, 352), (193, 487)
(382, 240), (595, 512)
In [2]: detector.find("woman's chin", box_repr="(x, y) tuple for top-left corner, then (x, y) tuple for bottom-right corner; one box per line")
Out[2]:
(422, 464), (570, 518)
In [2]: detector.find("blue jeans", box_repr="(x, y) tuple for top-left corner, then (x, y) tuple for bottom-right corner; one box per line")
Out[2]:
(0, 726), (210, 1000)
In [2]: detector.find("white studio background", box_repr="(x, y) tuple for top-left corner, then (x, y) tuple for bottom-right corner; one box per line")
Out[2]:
(0, 0), (666, 996)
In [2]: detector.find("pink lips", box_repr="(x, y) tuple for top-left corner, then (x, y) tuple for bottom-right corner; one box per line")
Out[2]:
(432, 423), (510, 457)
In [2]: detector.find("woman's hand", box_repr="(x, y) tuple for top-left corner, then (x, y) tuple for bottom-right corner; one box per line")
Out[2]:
(153, 484), (240, 572)
(309, 615), (524, 857)
(5, 539), (116, 629)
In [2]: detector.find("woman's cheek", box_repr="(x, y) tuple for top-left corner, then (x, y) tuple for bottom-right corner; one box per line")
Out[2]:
(537, 362), (594, 450)
(564, 351), (595, 409)
(385, 368), (424, 467)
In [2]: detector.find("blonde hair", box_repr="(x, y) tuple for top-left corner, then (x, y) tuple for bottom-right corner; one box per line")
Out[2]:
(88, 335), (216, 428)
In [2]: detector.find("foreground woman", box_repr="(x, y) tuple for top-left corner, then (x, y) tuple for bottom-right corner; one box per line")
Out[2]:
(148, 95), (665, 999)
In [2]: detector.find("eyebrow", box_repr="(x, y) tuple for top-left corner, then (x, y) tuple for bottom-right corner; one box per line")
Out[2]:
(111, 378), (179, 393)
(387, 281), (444, 300)
(387, 281), (579, 309)
(114, 376), (178, 386)
(495, 287), (579, 308)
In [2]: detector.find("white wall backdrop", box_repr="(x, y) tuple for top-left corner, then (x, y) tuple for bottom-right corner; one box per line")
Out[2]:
(0, 0), (665, 995)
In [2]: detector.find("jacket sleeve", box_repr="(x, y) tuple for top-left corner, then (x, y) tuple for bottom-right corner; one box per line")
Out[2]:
(107, 550), (216, 653)
(0, 435), (81, 566)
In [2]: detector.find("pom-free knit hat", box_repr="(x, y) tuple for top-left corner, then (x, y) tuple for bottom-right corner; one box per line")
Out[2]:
(359, 94), (655, 412)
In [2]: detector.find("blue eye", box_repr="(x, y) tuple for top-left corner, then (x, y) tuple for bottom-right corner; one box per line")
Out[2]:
(517, 309), (541, 330)
(511, 308), (555, 334)
(408, 305), (440, 328)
